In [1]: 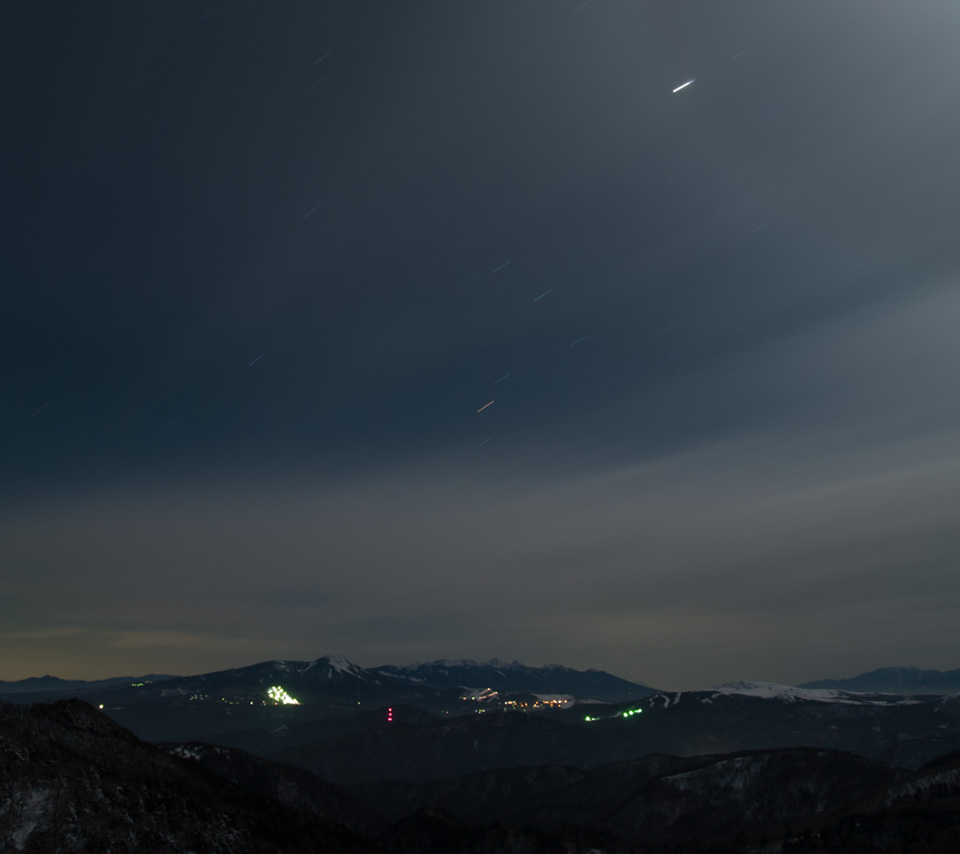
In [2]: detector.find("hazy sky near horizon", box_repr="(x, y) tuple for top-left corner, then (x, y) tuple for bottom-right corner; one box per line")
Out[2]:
(4, 1), (960, 689)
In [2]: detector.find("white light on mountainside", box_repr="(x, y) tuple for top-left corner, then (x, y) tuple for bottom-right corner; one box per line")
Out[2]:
(267, 686), (299, 705)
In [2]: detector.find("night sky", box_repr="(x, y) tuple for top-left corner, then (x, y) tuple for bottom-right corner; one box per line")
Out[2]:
(4, 1), (960, 688)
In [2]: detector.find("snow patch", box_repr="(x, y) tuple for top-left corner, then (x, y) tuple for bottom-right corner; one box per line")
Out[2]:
(11, 789), (49, 851)
(302, 654), (361, 676)
(170, 745), (205, 761)
(324, 654), (356, 674)
(709, 682), (924, 705)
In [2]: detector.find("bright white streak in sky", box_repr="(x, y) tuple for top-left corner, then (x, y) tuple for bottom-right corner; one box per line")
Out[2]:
(672, 80), (694, 93)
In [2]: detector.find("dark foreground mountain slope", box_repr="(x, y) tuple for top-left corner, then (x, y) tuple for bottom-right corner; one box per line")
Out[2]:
(163, 740), (383, 834)
(179, 731), (960, 852)
(0, 698), (372, 854)
(173, 701), (960, 850)
(379, 808), (627, 854)
(595, 748), (901, 842)
(352, 747), (904, 838)
(274, 709), (624, 785)
(354, 748), (960, 852)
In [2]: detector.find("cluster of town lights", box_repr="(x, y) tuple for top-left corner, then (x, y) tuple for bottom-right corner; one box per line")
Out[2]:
(266, 686), (299, 705)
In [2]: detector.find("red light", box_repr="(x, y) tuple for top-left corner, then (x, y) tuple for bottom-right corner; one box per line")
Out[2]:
(387, 706), (393, 722)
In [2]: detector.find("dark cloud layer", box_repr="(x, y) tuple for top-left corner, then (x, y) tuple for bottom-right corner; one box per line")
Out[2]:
(3, 1), (960, 685)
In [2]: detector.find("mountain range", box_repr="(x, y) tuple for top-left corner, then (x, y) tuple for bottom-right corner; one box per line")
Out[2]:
(0, 655), (655, 742)
(800, 665), (960, 694)
(0, 673), (177, 696)
(4, 657), (960, 851)
(6, 659), (960, 701)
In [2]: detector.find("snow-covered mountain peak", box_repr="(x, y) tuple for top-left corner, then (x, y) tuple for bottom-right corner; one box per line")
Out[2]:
(300, 655), (364, 678)
(324, 654), (357, 674)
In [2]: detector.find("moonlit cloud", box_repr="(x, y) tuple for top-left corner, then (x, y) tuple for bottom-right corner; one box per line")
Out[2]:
(5, 2), (960, 685)
(5, 409), (959, 686)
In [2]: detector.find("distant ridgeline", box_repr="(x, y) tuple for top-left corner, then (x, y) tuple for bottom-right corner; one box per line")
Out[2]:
(0, 673), (178, 695)
(799, 665), (960, 694)
(4, 658), (959, 709)
(0, 655), (653, 714)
